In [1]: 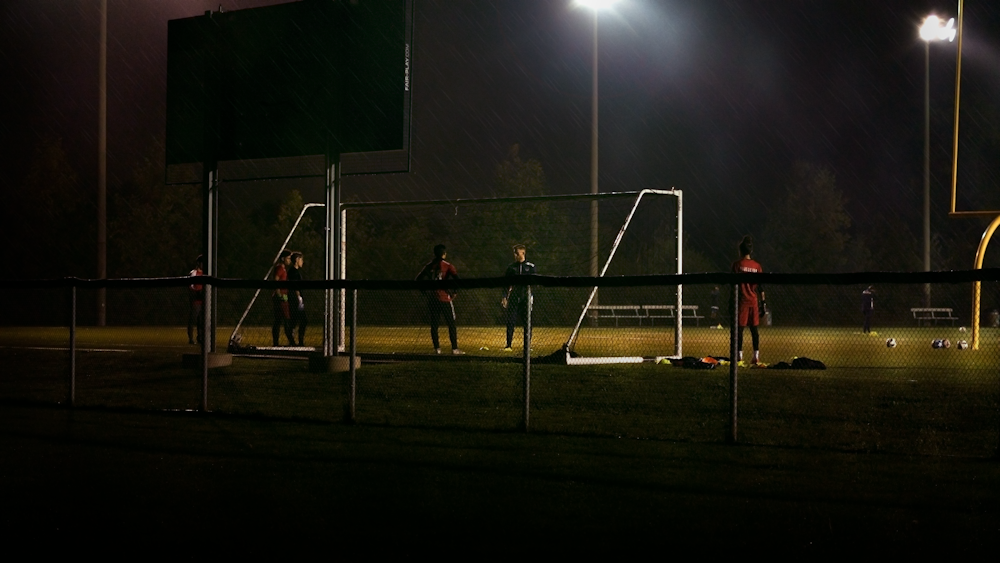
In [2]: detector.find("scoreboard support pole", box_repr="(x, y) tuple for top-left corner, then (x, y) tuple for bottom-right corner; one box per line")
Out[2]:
(729, 284), (739, 444)
(202, 164), (219, 410)
(325, 159), (345, 356)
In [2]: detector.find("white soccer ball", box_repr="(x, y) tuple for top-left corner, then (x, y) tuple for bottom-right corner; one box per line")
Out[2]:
(957, 340), (969, 350)
(959, 326), (967, 332)
(886, 338), (897, 348)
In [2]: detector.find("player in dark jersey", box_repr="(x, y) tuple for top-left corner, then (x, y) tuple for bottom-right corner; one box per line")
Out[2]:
(731, 236), (766, 365)
(861, 286), (875, 334)
(502, 244), (536, 351)
(288, 252), (307, 346)
(272, 250), (295, 347)
(416, 244), (463, 355)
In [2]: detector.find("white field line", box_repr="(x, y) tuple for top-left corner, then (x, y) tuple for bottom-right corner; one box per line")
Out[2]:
(0, 346), (133, 353)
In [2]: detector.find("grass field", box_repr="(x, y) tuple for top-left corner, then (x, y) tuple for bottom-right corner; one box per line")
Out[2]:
(1, 324), (997, 457)
(2, 324), (1000, 552)
(5, 322), (994, 362)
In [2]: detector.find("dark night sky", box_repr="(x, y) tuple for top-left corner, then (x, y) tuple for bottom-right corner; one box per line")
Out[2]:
(3, 0), (1000, 271)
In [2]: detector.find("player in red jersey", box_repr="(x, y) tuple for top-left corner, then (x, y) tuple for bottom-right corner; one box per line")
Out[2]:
(272, 250), (295, 347)
(416, 244), (463, 355)
(187, 255), (204, 345)
(731, 236), (766, 364)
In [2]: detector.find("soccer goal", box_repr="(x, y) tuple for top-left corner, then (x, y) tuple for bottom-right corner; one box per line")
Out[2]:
(562, 189), (683, 364)
(227, 202), (325, 354)
(341, 189), (684, 363)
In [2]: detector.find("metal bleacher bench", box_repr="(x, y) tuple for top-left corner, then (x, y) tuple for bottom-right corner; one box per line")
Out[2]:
(589, 305), (704, 326)
(910, 307), (958, 326)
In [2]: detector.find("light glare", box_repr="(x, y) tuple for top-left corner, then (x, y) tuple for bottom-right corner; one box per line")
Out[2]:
(920, 15), (956, 42)
(575, 0), (621, 11)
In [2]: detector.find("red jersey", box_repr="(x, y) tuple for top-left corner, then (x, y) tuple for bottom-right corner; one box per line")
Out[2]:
(731, 257), (763, 303)
(417, 258), (459, 303)
(273, 263), (288, 296)
(189, 268), (204, 302)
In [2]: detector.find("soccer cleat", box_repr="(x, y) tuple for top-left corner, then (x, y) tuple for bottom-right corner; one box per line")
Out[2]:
(452, 349), (465, 355)
(503, 347), (513, 352)
(435, 348), (442, 354)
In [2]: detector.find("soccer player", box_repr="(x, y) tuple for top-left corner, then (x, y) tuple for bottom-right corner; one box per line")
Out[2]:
(731, 236), (766, 364)
(288, 251), (307, 346)
(501, 244), (536, 351)
(272, 250), (295, 347)
(187, 255), (204, 345)
(710, 285), (720, 320)
(415, 244), (463, 355)
(861, 286), (875, 334)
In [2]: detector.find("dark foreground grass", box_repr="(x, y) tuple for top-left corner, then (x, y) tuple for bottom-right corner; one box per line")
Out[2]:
(2, 348), (997, 457)
(2, 403), (999, 555)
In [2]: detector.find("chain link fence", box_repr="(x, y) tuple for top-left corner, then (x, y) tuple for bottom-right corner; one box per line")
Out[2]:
(1, 272), (998, 457)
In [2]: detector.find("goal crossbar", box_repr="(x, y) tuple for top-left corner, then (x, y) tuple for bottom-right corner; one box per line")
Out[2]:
(340, 190), (676, 210)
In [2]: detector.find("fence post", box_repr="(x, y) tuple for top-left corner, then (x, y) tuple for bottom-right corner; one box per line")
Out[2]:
(729, 284), (738, 444)
(523, 285), (532, 432)
(349, 288), (357, 423)
(201, 281), (211, 412)
(69, 284), (76, 407)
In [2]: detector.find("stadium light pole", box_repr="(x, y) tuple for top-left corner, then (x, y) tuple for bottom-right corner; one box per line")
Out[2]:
(919, 15), (956, 308)
(576, 0), (620, 313)
(97, 0), (107, 326)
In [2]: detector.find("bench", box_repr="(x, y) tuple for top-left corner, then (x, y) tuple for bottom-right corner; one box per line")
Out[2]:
(643, 305), (705, 326)
(911, 307), (959, 326)
(587, 305), (705, 326)
(589, 305), (645, 326)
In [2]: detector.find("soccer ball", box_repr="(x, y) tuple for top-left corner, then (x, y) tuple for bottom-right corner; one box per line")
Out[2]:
(931, 338), (951, 349)
(957, 340), (969, 350)
(959, 326), (967, 332)
(886, 338), (897, 348)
